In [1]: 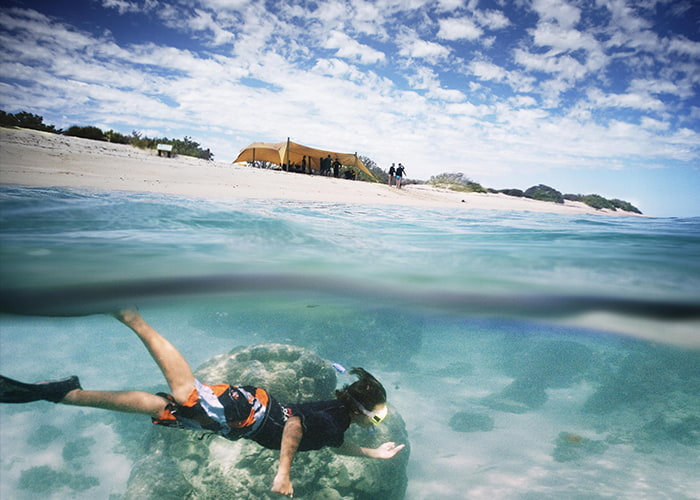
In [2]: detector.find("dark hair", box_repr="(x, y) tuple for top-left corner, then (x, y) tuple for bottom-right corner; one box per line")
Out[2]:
(335, 367), (387, 412)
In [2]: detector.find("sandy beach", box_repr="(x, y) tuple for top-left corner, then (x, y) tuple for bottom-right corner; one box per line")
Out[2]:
(1, 127), (636, 216)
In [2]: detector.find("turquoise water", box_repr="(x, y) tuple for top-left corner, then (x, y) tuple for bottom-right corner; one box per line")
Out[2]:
(1, 185), (699, 499)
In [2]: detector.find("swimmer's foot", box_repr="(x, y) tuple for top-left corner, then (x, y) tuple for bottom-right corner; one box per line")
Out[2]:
(0, 374), (81, 403)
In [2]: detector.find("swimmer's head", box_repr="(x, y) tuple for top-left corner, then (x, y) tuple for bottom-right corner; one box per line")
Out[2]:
(335, 367), (388, 425)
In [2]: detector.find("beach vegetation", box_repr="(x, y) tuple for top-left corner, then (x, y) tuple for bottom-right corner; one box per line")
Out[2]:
(105, 129), (131, 144)
(429, 172), (487, 193)
(524, 184), (564, 203)
(357, 155), (383, 183)
(497, 188), (525, 197)
(64, 125), (106, 141)
(564, 193), (641, 214)
(0, 110), (60, 133)
(131, 132), (213, 160)
(610, 199), (641, 214)
(248, 161), (280, 170)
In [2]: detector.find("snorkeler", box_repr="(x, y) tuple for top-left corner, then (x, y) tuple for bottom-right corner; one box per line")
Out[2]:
(0, 309), (405, 497)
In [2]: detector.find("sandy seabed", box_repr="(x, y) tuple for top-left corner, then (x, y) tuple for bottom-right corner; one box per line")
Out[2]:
(1, 127), (636, 216)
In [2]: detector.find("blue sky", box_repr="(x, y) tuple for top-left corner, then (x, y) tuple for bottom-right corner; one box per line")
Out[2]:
(1, 0), (698, 216)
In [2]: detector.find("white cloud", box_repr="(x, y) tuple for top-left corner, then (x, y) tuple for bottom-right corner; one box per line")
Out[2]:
(187, 9), (235, 46)
(404, 66), (465, 101)
(313, 57), (364, 80)
(668, 36), (700, 57)
(510, 95), (538, 108)
(100, 0), (147, 15)
(469, 60), (507, 82)
(532, 0), (581, 29)
(531, 22), (599, 55)
(324, 31), (386, 64)
(514, 48), (590, 82)
(397, 31), (450, 63)
(640, 116), (669, 131)
(475, 9), (510, 30)
(587, 88), (666, 112)
(437, 17), (482, 41)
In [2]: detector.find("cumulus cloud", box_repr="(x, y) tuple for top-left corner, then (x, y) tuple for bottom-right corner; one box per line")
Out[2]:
(532, 0), (581, 29)
(437, 16), (482, 41)
(324, 30), (386, 64)
(475, 9), (510, 30)
(397, 31), (450, 63)
(587, 88), (666, 112)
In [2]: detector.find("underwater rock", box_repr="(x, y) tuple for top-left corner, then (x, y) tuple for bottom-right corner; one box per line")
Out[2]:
(428, 361), (474, 378)
(499, 376), (548, 408)
(579, 345), (700, 453)
(483, 339), (593, 413)
(639, 414), (700, 446)
(124, 343), (409, 500)
(18, 464), (99, 494)
(62, 436), (96, 461)
(552, 432), (608, 462)
(26, 424), (63, 449)
(500, 339), (593, 389)
(449, 411), (494, 432)
(583, 348), (700, 414)
(481, 375), (549, 413)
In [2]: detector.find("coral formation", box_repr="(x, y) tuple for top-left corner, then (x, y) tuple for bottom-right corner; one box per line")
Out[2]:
(552, 432), (607, 462)
(449, 411), (494, 432)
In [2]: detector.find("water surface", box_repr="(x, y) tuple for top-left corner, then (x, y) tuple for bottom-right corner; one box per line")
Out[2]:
(1, 186), (698, 499)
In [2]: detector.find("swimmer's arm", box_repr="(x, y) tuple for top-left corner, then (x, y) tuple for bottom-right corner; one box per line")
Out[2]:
(272, 416), (302, 497)
(335, 441), (406, 459)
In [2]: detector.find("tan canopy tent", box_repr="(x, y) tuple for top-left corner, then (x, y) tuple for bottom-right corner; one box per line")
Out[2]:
(233, 139), (374, 179)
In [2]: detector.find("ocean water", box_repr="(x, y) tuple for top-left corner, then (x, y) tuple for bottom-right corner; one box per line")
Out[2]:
(0, 185), (699, 499)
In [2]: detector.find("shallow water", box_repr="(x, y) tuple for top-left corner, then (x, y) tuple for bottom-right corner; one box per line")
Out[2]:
(1, 186), (699, 499)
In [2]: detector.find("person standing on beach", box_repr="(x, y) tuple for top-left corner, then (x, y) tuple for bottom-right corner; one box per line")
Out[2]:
(333, 158), (341, 178)
(0, 309), (405, 498)
(388, 163), (396, 186)
(395, 163), (406, 189)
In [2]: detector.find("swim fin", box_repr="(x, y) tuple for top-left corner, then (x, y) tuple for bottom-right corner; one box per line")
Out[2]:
(0, 375), (81, 403)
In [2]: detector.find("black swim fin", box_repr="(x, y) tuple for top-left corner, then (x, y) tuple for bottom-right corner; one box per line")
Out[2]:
(0, 375), (81, 403)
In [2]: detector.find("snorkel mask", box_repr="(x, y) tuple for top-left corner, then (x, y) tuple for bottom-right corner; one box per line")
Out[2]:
(348, 394), (388, 425)
(333, 362), (388, 425)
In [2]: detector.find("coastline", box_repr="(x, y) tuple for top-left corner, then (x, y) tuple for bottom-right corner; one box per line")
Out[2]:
(1, 127), (639, 216)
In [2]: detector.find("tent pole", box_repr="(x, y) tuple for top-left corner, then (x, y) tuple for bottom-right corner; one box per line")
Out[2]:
(286, 137), (290, 170)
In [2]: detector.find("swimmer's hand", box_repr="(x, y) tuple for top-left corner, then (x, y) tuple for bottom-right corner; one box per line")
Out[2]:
(112, 307), (141, 324)
(271, 472), (294, 497)
(369, 441), (406, 459)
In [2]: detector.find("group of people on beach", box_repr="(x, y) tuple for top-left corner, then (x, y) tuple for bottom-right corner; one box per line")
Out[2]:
(387, 163), (406, 188)
(285, 154), (352, 179)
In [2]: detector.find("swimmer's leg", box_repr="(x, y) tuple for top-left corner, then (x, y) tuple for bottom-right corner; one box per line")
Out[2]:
(0, 374), (168, 417)
(62, 388), (167, 417)
(114, 309), (195, 404)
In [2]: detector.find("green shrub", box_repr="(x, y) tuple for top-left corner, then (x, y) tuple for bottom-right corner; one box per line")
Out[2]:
(499, 188), (525, 197)
(64, 125), (106, 141)
(581, 194), (615, 210)
(430, 172), (486, 193)
(105, 129), (131, 144)
(524, 184), (564, 203)
(0, 110), (59, 132)
(611, 199), (642, 214)
(565, 193), (642, 214)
